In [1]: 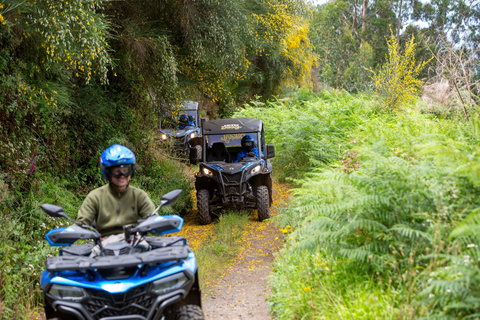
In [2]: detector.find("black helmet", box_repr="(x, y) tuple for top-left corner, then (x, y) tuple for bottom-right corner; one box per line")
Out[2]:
(241, 135), (255, 152)
(179, 114), (189, 123)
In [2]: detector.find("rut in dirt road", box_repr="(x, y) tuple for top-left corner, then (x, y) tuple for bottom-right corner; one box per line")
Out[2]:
(202, 180), (290, 320)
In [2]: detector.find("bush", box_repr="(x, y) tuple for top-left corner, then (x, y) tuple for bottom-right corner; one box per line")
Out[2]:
(372, 32), (431, 112)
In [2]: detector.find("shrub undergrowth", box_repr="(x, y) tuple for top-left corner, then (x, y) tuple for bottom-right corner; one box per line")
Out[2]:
(239, 90), (480, 319)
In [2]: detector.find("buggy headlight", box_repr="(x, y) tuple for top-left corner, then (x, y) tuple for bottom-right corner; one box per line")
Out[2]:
(48, 284), (86, 301)
(152, 273), (189, 294)
(251, 165), (261, 174)
(161, 134), (168, 140)
(202, 167), (213, 177)
(190, 132), (196, 138)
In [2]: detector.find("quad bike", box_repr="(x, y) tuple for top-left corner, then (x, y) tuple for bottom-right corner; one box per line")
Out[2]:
(40, 189), (204, 320)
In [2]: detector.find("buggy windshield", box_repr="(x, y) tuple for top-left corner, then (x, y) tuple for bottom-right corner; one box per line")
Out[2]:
(206, 133), (259, 147)
(161, 110), (197, 129)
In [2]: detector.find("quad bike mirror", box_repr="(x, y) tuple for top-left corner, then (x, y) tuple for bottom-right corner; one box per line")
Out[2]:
(267, 144), (275, 159)
(161, 189), (182, 206)
(41, 204), (67, 218)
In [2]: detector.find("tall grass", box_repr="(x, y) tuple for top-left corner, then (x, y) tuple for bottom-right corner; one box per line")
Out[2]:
(239, 90), (480, 319)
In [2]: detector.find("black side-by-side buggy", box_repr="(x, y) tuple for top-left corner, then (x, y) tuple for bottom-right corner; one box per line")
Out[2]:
(190, 118), (275, 224)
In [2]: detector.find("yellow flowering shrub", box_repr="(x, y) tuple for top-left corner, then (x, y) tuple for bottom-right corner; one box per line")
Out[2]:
(32, 0), (112, 84)
(250, 0), (316, 93)
(372, 31), (432, 111)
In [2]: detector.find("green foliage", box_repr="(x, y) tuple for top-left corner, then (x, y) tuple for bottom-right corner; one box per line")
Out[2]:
(236, 91), (375, 181)
(32, 0), (112, 84)
(372, 32), (431, 112)
(0, 173), (78, 318)
(310, 0), (374, 93)
(267, 90), (480, 319)
(194, 211), (251, 291)
(269, 247), (400, 319)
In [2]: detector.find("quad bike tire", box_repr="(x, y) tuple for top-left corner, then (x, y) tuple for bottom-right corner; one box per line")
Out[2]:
(197, 189), (212, 225)
(194, 145), (202, 160)
(176, 305), (205, 320)
(257, 185), (270, 221)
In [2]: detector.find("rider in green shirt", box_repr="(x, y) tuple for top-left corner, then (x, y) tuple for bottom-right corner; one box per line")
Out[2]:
(77, 144), (156, 237)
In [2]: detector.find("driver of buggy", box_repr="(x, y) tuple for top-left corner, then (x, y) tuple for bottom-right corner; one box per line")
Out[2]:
(234, 135), (263, 163)
(178, 114), (195, 130)
(77, 144), (156, 256)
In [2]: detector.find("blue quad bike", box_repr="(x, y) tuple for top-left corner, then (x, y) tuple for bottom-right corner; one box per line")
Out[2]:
(40, 189), (204, 320)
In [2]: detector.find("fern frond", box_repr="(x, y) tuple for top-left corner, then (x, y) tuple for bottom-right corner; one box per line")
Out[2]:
(390, 224), (431, 241)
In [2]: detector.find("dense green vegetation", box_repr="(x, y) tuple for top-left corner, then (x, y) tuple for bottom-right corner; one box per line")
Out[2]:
(0, 0), (313, 316)
(237, 91), (480, 319)
(1, 0), (479, 317)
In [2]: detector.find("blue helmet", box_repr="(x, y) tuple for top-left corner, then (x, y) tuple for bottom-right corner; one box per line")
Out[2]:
(100, 144), (136, 181)
(241, 135), (255, 152)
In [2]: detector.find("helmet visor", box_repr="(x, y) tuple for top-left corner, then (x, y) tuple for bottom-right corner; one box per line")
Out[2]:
(243, 141), (254, 151)
(111, 164), (134, 178)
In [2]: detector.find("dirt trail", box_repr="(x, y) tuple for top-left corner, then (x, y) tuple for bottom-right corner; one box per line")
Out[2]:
(201, 180), (289, 320)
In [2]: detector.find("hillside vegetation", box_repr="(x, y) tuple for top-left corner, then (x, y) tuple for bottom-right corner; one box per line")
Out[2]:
(0, 0), (312, 316)
(237, 91), (480, 319)
(1, 0), (480, 318)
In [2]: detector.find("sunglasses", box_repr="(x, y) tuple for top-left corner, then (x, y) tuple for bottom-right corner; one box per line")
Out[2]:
(111, 165), (133, 178)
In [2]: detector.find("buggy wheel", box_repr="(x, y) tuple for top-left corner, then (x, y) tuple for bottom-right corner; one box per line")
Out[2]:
(197, 189), (211, 225)
(257, 185), (270, 221)
(194, 145), (202, 160)
(176, 305), (205, 320)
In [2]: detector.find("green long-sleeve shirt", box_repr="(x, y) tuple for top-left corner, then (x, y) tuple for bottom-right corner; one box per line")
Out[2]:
(77, 184), (156, 236)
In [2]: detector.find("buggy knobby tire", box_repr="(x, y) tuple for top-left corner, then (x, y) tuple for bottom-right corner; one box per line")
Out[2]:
(257, 185), (270, 221)
(197, 189), (211, 225)
(175, 304), (204, 320)
(194, 145), (202, 160)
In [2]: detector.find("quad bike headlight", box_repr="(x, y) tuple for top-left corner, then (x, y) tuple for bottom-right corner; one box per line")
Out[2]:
(202, 167), (213, 177)
(48, 284), (86, 301)
(161, 134), (168, 140)
(152, 273), (189, 294)
(251, 165), (262, 174)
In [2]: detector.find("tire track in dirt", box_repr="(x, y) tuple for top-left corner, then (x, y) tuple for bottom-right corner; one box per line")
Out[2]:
(202, 180), (290, 320)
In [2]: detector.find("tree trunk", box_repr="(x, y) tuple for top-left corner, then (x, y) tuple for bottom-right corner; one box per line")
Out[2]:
(397, 0), (403, 38)
(361, 0), (369, 45)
